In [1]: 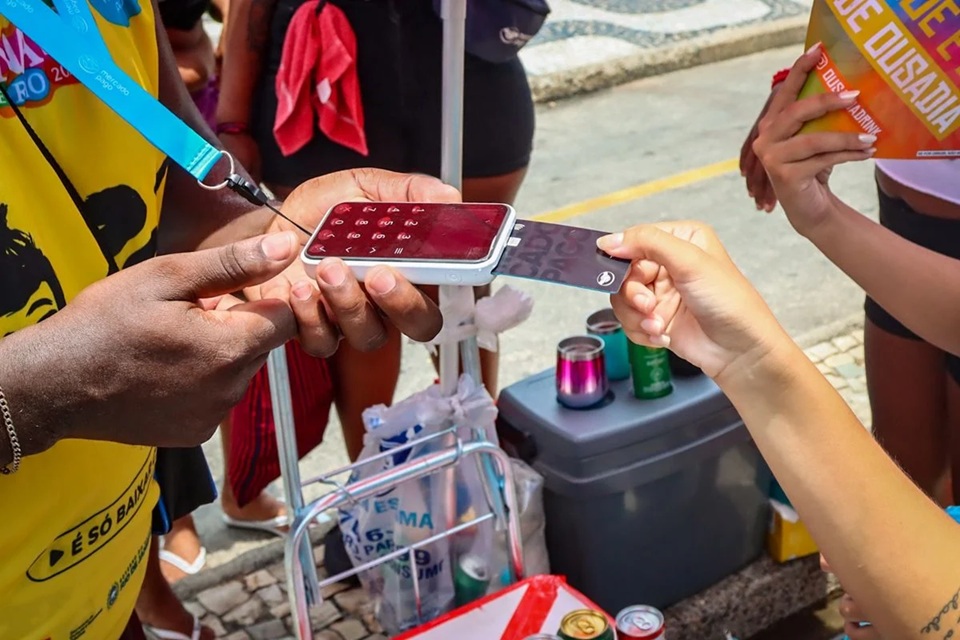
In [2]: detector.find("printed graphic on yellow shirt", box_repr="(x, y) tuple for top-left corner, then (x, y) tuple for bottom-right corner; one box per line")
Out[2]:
(0, 162), (168, 336)
(0, 0), (169, 637)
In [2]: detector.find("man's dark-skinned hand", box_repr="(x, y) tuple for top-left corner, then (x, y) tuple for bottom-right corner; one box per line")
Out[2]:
(0, 231), (307, 463)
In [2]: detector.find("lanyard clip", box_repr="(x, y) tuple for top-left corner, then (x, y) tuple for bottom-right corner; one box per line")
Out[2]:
(227, 173), (270, 207)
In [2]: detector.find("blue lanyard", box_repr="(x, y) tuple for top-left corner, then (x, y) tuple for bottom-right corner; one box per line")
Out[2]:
(0, 0), (223, 182)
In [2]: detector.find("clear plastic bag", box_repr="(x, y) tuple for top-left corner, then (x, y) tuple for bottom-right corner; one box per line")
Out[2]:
(338, 375), (500, 635)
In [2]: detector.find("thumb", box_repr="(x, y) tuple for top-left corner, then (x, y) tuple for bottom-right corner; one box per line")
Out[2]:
(151, 232), (300, 300)
(598, 224), (712, 284)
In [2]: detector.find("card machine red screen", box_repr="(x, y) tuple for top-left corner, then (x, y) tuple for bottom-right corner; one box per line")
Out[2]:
(304, 203), (510, 262)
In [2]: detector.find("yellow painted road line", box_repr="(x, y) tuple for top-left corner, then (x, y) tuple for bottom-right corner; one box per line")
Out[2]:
(532, 157), (740, 224)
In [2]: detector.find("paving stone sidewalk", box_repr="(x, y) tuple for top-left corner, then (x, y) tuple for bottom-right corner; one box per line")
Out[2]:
(165, 324), (870, 640)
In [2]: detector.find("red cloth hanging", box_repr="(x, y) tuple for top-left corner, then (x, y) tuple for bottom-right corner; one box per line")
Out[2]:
(274, 0), (368, 156)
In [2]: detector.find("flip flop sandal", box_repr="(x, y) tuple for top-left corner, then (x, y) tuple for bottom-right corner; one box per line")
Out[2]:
(157, 545), (207, 576)
(221, 512), (291, 537)
(144, 614), (204, 640)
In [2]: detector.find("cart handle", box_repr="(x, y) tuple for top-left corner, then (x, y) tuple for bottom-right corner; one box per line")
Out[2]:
(284, 440), (524, 639)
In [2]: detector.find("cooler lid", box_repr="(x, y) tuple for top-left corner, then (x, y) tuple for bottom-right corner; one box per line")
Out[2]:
(497, 368), (736, 462)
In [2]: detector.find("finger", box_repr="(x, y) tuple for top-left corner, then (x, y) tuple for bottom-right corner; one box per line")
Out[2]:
(352, 168), (463, 204)
(774, 149), (877, 184)
(211, 296), (297, 359)
(839, 594), (871, 624)
(740, 128), (757, 176)
(152, 232), (299, 301)
(764, 90), (862, 143)
(621, 276), (657, 315)
(819, 554), (831, 573)
(774, 132), (876, 165)
(315, 258), (388, 351)
(365, 266), (443, 343)
(766, 42), (825, 117)
(611, 294), (670, 348)
(845, 622), (879, 640)
(597, 225), (713, 285)
(745, 157), (769, 210)
(289, 280), (342, 357)
(758, 171), (779, 213)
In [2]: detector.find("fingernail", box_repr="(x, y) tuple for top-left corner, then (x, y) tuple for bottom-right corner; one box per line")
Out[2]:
(640, 316), (663, 334)
(859, 134), (877, 145)
(632, 292), (652, 311)
(292, 281), (313, 301)
(865, 147), (877, 155)
(366, 269), (397, 295)
(318, 259), (347, 287)
(839, 90), (860, 101)
(262, 233), (294, 261)
(806, 41), (822, 55)
(597, 233), (623, 252)
(650, 333), (671, 348)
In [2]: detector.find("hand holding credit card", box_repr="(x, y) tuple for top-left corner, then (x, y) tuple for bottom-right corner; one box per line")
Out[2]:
(300, 202), (631, 293)
(492, 220), (631, 293)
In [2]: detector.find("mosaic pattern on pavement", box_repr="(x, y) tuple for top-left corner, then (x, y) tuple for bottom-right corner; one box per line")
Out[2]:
(520, 0), (813, 76)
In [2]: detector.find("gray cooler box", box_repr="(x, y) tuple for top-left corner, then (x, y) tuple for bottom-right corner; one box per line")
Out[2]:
(496, 369), (771, 614)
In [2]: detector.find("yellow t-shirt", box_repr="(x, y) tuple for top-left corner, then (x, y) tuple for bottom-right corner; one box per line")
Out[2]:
(0, 1), (166, 637)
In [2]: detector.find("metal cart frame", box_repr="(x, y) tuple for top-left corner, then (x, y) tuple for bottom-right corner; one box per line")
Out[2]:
(265, 1), (523, 637)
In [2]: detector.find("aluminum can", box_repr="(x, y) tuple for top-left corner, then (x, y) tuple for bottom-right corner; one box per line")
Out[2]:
(453, 553), (490, 606)
(616, 605), (666, 640)
(627, 341), (673, 399)
(558, 609), (615, 640)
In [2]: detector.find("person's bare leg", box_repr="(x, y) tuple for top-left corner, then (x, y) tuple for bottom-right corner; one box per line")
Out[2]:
(331, 326), (403, 461)
(136, 537), (215, 639)
(157, 515), (204, 584)
(219, 413), (287, 522)
(865, 319), (949, 499)
(944, 374), (960, 506)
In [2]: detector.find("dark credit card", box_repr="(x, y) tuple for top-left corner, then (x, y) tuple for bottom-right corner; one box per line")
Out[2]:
(492, 220), (631, 293)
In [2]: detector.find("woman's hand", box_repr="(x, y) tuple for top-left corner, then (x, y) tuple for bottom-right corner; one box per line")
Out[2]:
(821, 555), (880, 640)
(598, 221), (789, 381)
(740, 86), (781, 213)
(752, 44), (877, 237)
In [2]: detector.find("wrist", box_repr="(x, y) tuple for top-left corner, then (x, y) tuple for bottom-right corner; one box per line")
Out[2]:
(0, 324), (78, 460)
(798, 194), (852, 243)
(714, 332), (803, 402)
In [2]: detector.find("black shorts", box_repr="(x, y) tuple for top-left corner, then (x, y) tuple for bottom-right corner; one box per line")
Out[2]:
(151, 447), (217, 535)
(252, 0), (535, 187)
(865, 184), (960, 382)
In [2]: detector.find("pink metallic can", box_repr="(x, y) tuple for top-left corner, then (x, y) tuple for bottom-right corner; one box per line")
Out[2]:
(556, 336), (609, 409)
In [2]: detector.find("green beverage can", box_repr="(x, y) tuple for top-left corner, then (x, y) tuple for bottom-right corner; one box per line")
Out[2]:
(454, 553), (491, 606)
(558, 609), (616, 640)
(628, 341), (673, 399)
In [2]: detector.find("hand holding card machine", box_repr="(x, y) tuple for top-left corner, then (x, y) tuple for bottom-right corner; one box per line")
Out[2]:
(301, 202), (517, 286)
(300, 202), (632, 293)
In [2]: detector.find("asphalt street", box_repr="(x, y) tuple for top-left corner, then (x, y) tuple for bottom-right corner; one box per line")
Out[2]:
(194, 45), (879, 566)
